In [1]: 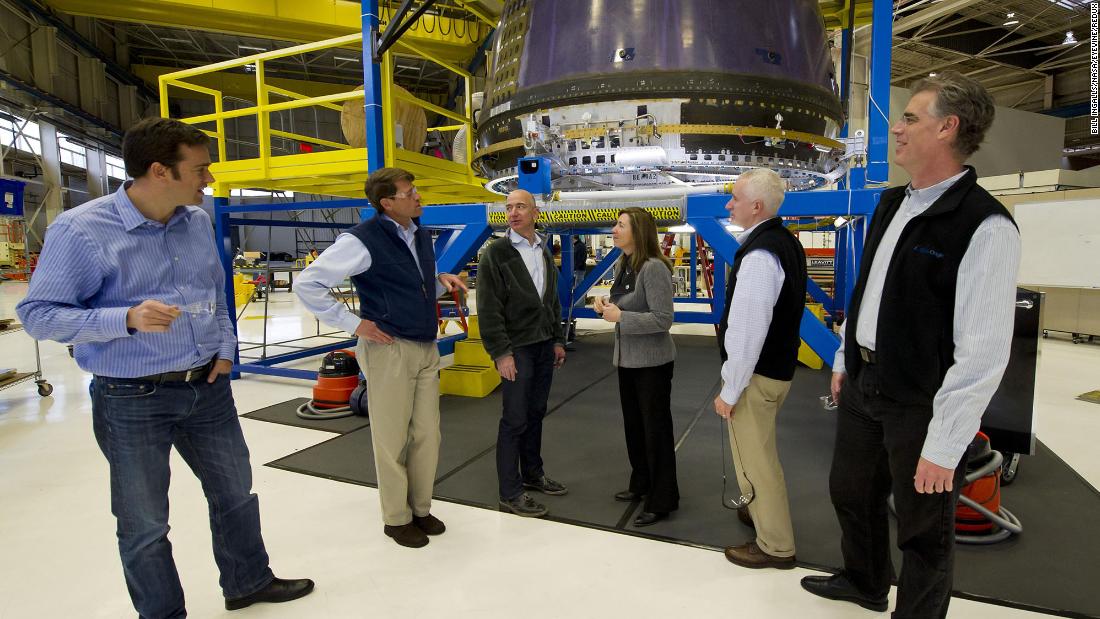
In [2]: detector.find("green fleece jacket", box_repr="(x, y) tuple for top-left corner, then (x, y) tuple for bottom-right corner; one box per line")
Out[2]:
(476, 234), (565, 360)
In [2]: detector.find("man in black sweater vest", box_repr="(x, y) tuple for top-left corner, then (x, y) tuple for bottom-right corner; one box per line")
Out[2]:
(715, 167), (807, 570)
(801, 72), (1020, 617)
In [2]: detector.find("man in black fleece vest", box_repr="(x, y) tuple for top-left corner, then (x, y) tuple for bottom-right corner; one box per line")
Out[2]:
(715, 168), (807, 570)
(800, 72), (1020, 618)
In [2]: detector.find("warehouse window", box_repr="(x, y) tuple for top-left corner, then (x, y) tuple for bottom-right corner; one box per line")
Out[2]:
(0, 113), (42, 156)
(106, 154), (126, 180)
(58, 133), (87, 168)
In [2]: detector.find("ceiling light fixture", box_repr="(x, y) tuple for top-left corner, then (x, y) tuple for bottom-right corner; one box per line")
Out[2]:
(1064, 31), (1077, 44)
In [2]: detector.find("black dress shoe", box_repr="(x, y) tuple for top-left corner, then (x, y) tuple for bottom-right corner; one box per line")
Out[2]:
(614, 490), (644, 502)
(413, 513), (446, 535)
(384, 522), (429, 548)
(225, 577), (315, 610)
(800, 574), (888, 612)
(633, 511), (668, 527)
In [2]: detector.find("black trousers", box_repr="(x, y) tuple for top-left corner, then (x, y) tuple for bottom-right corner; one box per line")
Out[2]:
(830, 364), (967, 619)
(618, 362), (679, 513)
(496, 340), (555, 500)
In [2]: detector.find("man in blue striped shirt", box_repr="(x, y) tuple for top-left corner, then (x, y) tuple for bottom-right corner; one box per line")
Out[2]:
(16, 118), (313, 618)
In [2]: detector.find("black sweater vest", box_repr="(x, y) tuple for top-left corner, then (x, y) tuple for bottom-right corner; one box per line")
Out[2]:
(843, 167), (1016, 406)
(717, 217), (808, 381)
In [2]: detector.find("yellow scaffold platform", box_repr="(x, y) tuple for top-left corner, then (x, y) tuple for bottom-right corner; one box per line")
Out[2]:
(440, 316), (501, 398)
(158, 30), (499, 205)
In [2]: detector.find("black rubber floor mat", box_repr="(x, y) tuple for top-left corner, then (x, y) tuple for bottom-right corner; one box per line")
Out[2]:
(264, 333), (1100, 619)
(241, 397), (370, 434)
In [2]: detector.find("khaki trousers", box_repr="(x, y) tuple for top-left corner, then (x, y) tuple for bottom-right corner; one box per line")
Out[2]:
(358, 337), (441, 526)
(727, 373), (796, 557)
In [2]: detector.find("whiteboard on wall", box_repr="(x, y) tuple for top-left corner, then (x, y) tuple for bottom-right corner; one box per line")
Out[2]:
(1014, 199), (1100, 288)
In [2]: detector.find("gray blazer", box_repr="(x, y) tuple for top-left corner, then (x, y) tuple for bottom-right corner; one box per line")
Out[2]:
(612, 257), (676, 368)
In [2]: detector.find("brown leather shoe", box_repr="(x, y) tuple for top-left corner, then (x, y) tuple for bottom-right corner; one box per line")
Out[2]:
(413, 513), (446, 536)
(737, 507), (754, 528)
(384, 523), (428, 548)
(724, 541), (795, 570)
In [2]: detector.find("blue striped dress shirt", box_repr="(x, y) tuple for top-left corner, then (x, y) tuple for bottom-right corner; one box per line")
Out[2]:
(16, 183), (235, 377)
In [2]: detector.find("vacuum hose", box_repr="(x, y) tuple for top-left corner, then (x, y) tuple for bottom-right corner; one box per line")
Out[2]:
(296, 400), (354, 420)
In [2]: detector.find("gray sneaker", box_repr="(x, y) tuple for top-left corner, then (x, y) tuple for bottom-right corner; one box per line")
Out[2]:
(499, 493), (548, 518)
(523, 475), (568, 496)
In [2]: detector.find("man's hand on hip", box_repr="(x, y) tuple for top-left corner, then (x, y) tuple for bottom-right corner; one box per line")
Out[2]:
(355, 318), (394, 344)
(126, 300), (181, 332)
(207, 359), (233, 383)
(914, 457), (956, 494)
(495, 354), (517, 381)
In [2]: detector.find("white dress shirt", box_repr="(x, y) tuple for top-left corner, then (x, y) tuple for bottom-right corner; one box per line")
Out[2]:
(294, 215), (446, 335)
(833, 170), (1022, 468)
(720, 219), (786, 405)
(508, 228), (547, 298)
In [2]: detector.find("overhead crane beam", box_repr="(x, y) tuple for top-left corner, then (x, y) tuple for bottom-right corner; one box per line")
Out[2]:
(43, 0), (490, 66)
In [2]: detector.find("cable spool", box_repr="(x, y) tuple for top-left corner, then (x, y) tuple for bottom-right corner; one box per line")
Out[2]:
(341, 84), (427, 151)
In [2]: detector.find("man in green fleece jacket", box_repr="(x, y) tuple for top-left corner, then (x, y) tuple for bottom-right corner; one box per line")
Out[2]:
(478, 189), (568, 518)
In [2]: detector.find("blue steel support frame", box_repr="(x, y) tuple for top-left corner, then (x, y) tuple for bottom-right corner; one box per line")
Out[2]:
(215, 198), (492, 381)
(548, 186), (882, 337)
(212, 0), (894, 378)
(685, 190), (881, 363)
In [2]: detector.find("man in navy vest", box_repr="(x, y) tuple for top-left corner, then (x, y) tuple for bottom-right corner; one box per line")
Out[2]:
(295, 167), (466, 549)
(714, 167), (806, 570)
(800, 72), (1020, 617)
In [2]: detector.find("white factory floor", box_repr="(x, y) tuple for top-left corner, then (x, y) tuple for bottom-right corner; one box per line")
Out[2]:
(1, 283), (1097, 619)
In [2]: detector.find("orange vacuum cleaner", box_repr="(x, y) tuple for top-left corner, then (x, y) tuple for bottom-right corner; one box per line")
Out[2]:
(296, 350), (366, 420)
(955, 432), (1022, 544)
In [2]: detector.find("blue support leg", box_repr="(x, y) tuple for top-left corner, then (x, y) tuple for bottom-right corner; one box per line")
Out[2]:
(213, 197), (241, 379)
(801, 308), (840, 366)
(867, 0), (893, 185)
(434, 228), (456, 259)
(571, 248), (621, 314)
(434, 223), (493, 275)
(834, 224), (849, 316)
(690, 234), (698, 297)
(558, 232), (575, 316)
(362, 0), (384, 176)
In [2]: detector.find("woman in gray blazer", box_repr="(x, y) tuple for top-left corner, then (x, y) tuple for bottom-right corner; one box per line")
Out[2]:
(593, 208), (679, 526)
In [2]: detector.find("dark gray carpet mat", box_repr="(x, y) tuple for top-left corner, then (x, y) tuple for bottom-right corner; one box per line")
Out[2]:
(264, 333), (1100, 618)
(241, 397), (371, 434)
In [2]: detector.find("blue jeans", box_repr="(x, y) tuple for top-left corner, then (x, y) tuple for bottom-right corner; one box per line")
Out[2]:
(90, 374), (273, 619)
(496, 340), (555, 500)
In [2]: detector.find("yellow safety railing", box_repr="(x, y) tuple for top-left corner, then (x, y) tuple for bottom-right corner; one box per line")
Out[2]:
(158, 30), (480, 199)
